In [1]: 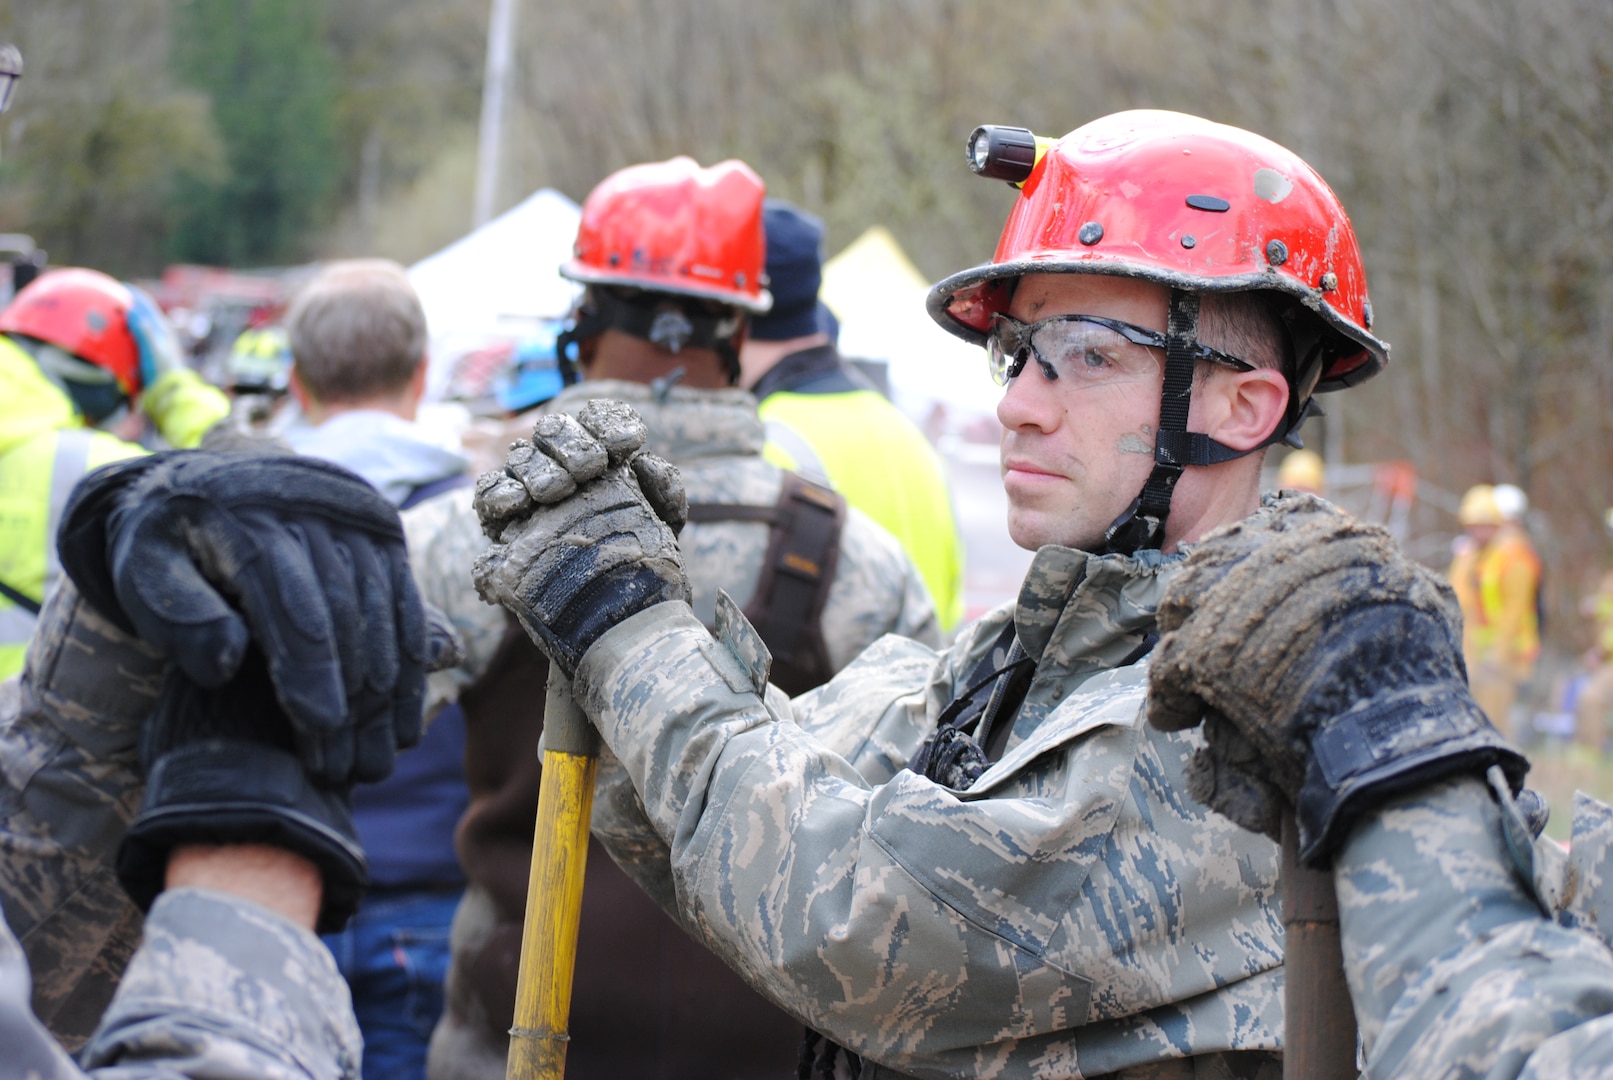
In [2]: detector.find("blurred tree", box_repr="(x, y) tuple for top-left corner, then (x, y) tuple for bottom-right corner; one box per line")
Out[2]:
(168, 0), (338, 265)
(0, 0), (225, 277)
(319, 0), (485, 260)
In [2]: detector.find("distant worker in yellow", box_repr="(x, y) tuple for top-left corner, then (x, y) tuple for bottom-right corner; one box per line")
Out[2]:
(0, 268), (229, 678)
(1448, 482), (1543, 738)
(1276, 447), (1327, 496)
(739, 200), (966, 630)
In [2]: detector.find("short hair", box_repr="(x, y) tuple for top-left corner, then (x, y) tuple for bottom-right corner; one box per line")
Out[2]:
(1197, 291), (1288, 374)
(287, 259), (427, 404)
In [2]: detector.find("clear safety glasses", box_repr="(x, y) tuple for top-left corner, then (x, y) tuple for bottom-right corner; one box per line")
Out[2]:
(985, 312), (1255, 388)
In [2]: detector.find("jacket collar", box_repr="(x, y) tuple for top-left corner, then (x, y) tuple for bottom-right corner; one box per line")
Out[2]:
(1013, 544), (1181, 680)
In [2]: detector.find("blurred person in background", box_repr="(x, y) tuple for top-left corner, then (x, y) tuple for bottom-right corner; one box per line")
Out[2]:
(283, 258), (473, 1080)
(222, 323), (296, 433)
(0, 267), (228, 680)
(1449, 482), (1543, 740)
(738, 200), (966, 631)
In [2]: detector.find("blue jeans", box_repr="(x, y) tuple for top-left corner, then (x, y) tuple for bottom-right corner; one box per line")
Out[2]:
(322, 888), (462, 1080)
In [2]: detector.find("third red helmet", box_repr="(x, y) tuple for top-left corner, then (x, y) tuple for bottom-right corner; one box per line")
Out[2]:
(0, 267), (142, 394)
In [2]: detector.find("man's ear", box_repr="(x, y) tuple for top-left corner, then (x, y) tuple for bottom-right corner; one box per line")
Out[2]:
(1202, 368), (1290, 452)
(288, 367), (311, 409)
(406, 356), (428, 404)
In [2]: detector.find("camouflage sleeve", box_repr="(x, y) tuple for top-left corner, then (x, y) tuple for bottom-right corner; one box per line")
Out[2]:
(0, 579), (164, 1048)
(575, 601), (1095, 1072)
(1, 908), (85, 1078)
(402, 487), (504, 719)
(1336, 774), (1613, 1079)
(79, 888), (362, 1078)
(588, 589), (951, 932)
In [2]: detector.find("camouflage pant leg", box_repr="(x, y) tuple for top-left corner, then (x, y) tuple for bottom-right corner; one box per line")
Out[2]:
(1335, 776), (1613, 1079)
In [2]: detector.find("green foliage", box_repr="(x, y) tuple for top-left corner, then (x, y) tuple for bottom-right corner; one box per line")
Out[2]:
(168, 0), (339, 265)
(11, 86), (225, 277)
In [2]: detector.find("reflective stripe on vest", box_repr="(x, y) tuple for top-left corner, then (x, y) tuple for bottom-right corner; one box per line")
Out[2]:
(42, 428), (94, 604)
(760, 418), (830, 486)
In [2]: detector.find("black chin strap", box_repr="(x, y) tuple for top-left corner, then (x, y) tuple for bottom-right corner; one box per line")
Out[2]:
(558, 288), (743, 384)
(1103, 290), (1201, 553)
(1100, 290), (1334, 555)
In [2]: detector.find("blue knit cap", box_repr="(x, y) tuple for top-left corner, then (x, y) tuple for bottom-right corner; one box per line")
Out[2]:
(751, 200), (833, 341)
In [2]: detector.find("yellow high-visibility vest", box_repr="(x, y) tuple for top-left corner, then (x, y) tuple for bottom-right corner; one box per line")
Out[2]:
(1451, 525), (1542, 677)
(1473, 527), (1542, 667)
(0, 335), (227, 678)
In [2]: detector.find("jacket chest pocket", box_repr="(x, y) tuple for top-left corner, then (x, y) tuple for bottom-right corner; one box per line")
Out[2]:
(865, 723), (1141, 1034)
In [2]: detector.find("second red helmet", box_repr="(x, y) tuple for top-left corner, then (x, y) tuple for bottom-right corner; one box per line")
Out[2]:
(562, 156), (773, 314)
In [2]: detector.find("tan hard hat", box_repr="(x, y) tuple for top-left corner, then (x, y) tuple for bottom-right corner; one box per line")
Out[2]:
(1277, 449), (1326, 494)
(1458, 484), (1504, 527)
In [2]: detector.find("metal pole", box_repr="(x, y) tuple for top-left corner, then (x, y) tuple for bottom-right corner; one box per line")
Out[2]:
(506, 670), (598, 1080)
(1281, 811), (1359, 1080)
(474, 0), (518, 228)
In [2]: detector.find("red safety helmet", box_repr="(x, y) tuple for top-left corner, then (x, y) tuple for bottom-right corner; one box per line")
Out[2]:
(0, 267), (141, 394)
(929, 111), (1390, 554)
(929, 110), (1388, 393)
(561, 156), (772, 313)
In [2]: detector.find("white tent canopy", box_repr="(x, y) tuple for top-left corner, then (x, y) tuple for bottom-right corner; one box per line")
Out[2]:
(410, 188), (582, 400)
(820, 226), (998, 420)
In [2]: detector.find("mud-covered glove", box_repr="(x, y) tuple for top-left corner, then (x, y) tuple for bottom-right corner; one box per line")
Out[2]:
(1147, 494), (1529, 867)
(57, 450), (455, 785)
(471, 400), (689, 676)
(117, 646), (369, 933)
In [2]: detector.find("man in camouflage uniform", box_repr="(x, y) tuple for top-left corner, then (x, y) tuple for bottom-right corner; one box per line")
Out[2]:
(1147, 493), (1613, 1080)
(468, 112), (1392, 1078)
(421, 156), (937, 1079)
(1, 451), (451, 1078)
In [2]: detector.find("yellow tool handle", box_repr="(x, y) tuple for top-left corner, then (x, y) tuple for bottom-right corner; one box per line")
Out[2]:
(506, 671), (599, 1080)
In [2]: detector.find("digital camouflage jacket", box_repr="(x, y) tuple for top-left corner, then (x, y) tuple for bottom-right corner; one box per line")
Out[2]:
(0, 580), (361, 1077)
(579, 543), (1287, 1079)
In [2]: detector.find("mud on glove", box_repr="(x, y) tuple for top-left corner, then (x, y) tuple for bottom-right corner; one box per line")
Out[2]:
(1147, 494), (1529, 867)
(57, 451), (457, 786)
(471, 400), (690, 677)
(117, 646), (367, 933)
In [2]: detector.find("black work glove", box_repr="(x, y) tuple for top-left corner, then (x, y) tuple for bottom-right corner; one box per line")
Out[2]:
(57, 451), (446, 785)
(472, 401), (690, 677)
(117, 647), (368, 933)
(1147, 494), (1529, 867)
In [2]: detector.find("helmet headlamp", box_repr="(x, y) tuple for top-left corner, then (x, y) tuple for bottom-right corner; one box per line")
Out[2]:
(965, 125), (1053, 187)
